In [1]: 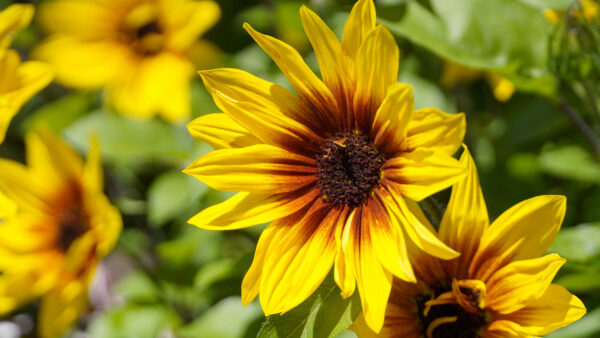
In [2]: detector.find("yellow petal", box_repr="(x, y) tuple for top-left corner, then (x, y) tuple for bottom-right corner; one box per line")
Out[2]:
(343, 206), (393, 333)
(33, 36), (131, 89)
(243, 23), (341, 130)
(299, 5), (351, 112)
(25, 128), (84, 186)
(351, 304), (420, 338)
(0, 190), (17, 219)
(369, 192), (415, 282)
(342, 0), (376, 60)
(0, 159), (53, 213)
(0, 273), (42, 316)
(503, 284), (586, 336)
(471, 195), (566, 282)
(406, 108), (465, 156)
(258, 202), (339, 314)
(187, 113), (262, 150)
(107, 52), (193, 122)
(37, 0), (119, 39)
(334, 208), (355, 298)
(0, 53), (53, 143)
(82, 134), (103, 193)
(372, 83), (413, 155)
(486, 254), (565, 314)
(198, 68), (322, 149)
(485, 73), (515, 102)
(183, 144), (316, 193)
(383, 149), (465, 201)
(0, 4), (34, 48)
(485, 319), (532, 337)
(383, 185), (459, 260)
(241, 223), (279, 306)
(354, 25), (399, 132)
(188, 189), (319, 230)
(161, 0), (220, 51)
(439, 146), (488, 278)
(38, 277), (92, 338)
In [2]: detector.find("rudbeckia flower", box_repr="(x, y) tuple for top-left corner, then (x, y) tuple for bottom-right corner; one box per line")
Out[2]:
(0, 4), (53, 143)
(352, 148), (586, 338)
(0, 129), (122, 338)
(33, 0), (220, 122)
(184, 0), (466, 331)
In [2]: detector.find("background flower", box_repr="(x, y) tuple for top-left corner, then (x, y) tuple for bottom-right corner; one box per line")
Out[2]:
(33, 0), (220, 122)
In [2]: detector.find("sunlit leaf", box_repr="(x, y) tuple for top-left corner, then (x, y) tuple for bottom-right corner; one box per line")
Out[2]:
(550, 223), (600, 261)
(539, 144), (600, 183)
(380, 0), (556, 95)
(257, 274), (361, 338)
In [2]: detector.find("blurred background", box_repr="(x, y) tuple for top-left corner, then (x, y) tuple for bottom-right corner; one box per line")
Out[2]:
(0, 0), (600, 337)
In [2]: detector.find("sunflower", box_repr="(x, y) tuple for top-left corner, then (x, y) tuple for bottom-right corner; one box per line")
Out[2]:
(352, 148), (586, 338)
(33, 0), (220, 122)
(0, 129), (122, 338)
(184, 0), (466, 332)
(0, 4), (53, 143)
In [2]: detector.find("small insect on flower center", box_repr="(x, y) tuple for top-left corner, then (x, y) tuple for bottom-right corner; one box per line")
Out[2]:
(316, 131), (385, 207)
(414, 284), (487, 338)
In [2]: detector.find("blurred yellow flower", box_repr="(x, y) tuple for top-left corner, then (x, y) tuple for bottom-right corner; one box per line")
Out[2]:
(440, 61), (515, 102)
(0, 129), (122, 338)
(0, 4), (53, 144)
(34, 0), (221, 122)
(185, 0), (466, 332)
(544, 0), (599, 24)
(352, 148), (586, 338)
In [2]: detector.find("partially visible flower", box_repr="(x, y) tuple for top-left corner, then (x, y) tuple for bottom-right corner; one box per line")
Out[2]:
(544, 0), (599, 25)
(185, 0), (466, 332)
(440, 61), (515, 102)
(0, 129), (122, 338)
(352, 148), (586, 338)
(0, 4), (53, 143)
(34, 0), (220, 122)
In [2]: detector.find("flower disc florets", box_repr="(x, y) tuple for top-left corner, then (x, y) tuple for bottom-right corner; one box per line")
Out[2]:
(316, 131), (385, 207)
(414, 284), (487, 338)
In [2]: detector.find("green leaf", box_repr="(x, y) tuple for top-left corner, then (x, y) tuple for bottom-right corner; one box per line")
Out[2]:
(539, 144), (600, 183)
(63, 111), (194, 167)
(156, 227), (223, 267)
(113, 271), (161, 303)
(21, 92), (97, 133)
(556, 270), (600, 293)
(257, 274), (361, 338)
(380, 0), (556, 95)
(550, 223), (600, 261)
(88, 305), (181, 338)
(177, 297), (263, 338)
(147, 171), (208, 226)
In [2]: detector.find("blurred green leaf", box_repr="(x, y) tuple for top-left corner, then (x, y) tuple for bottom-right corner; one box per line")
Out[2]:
(257, 274), (361, 338)
(147, 171), (208, 226)
(556, 270), (600, 293)
(177, 297), (263, 338)
(399, 68), (457, 114)
(156, 228), (223, 267)
(88, 305), (181, 338)
(551, 223), (600, 261)
(381, 0), (556, 95)
(113, 271), (161, 303)
(22, 92), (96, 133)
(539, 144), (600, 183)
(63, 111), (193, 167)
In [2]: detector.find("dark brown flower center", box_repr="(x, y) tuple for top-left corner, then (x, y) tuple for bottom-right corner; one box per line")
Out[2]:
(56, 201), (88, 252)
(136, 21), (161, 39)
(414, 284), (487, 338)
(315, 131), (385, 207)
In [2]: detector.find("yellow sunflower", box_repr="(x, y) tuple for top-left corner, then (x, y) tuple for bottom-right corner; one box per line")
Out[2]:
(352, 148), (586, 338)
(0, 4), (53, 143)
(33, 0), (220, 122)
(184, 0), (466, 331)
(0, 129), (122, 338)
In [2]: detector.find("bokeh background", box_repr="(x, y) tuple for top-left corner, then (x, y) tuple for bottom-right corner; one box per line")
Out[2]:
(1, 0), (599, 337)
